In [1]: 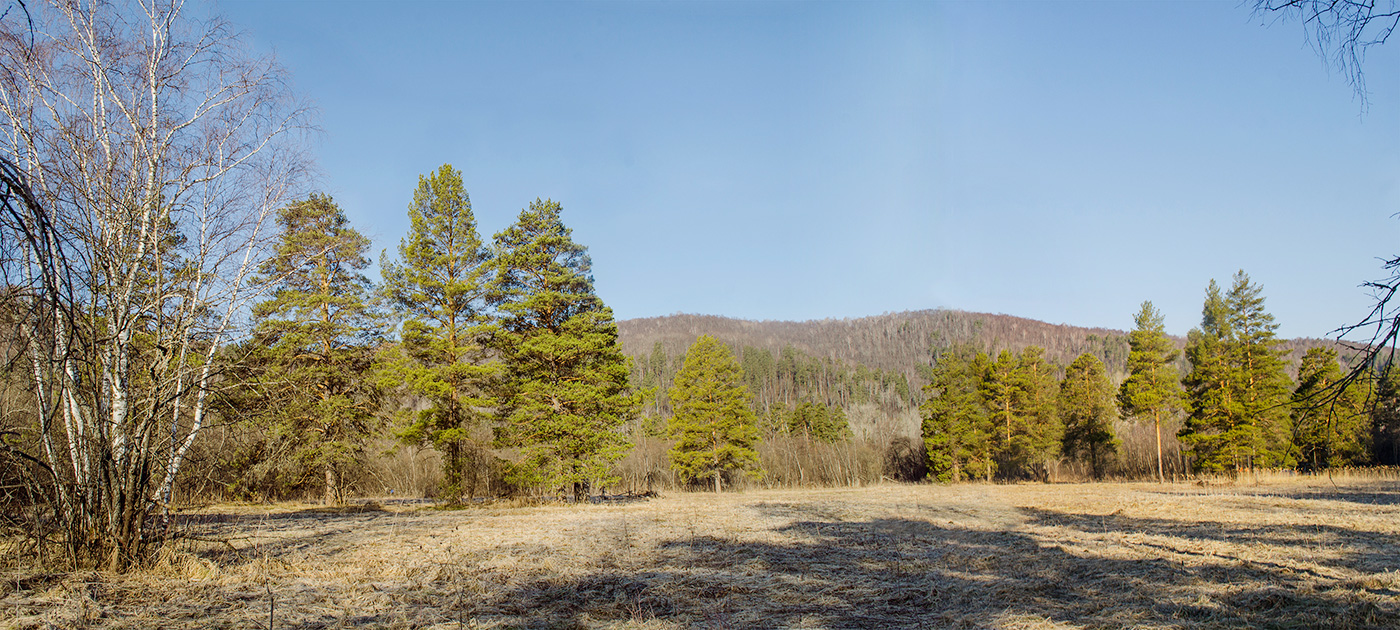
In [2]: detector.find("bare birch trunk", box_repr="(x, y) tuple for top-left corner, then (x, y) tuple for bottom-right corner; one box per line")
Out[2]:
(0, 0), (309, 568)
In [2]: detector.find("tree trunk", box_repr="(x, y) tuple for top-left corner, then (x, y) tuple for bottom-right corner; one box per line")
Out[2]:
(714, 470), (721, 493)
(446, 440), (462, 503)
(325, 466), (338, 505)
(1154, 411), (1164, 483)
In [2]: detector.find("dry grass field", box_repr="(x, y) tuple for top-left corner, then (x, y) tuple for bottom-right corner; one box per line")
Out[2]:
(5, 476), (1400, 629)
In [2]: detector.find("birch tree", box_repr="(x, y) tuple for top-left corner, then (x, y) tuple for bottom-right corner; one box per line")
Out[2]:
(0, 0), (310, 568)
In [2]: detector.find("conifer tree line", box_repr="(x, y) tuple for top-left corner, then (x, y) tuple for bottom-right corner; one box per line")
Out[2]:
(222, 164), (638, 503)
(632, 342), (912, 438)
(918, 271), (1398, 481)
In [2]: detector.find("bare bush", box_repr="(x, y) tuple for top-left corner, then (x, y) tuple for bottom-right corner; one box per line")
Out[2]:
(0, 0), (310, 569)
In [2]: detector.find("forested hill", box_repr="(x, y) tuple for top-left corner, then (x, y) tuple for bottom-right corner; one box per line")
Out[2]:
(616, 309), (1341, 387)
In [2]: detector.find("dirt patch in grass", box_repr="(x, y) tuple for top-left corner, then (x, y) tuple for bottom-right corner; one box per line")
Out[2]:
(5, 479), (1400, 628)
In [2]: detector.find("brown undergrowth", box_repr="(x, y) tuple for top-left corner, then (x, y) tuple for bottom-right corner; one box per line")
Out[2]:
(4, 479), (1400, 628)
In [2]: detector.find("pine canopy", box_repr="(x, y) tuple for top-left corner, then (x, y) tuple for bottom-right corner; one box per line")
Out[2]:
(667, 335), (762, 492)
(489, 199), (635, 496)
(379, 164), (496, 501)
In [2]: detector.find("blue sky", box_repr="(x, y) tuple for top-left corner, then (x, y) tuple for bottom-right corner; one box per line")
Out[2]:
(219, 0), (1400, 339)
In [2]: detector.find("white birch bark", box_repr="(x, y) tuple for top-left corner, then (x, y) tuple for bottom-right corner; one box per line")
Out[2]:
(0, 0), (310, 563)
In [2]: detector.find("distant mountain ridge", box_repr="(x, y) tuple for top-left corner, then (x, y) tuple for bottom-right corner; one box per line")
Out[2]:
(616, 309), (1340, 386)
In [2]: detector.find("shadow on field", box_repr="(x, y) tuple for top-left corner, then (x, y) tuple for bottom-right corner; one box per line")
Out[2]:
(1270, 489), (1400, 507)
(491, 503), (1399, 629)
(1021, 507), (1400, 578)
(181, 508), (404, 561)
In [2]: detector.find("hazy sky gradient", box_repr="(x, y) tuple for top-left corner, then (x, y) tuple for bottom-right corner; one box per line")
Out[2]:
(219, 0), (1400, 339)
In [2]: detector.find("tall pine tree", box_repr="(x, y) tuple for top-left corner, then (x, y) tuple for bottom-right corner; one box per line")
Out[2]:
(979, 347), (1059, 480)
(1181, 280), (1235, 470)
(1059, 353), (1118, 480)
(380, 164), (495, 502)
(921, 345), (994, 482)
(1118, 301), (1184, 482)
(248, 194), (382, 504)
(1227, 272), (1294, 468)
(1180, 272), (1293, 472)
(667, 335), (762, 492)
(489, 199), (635, 498)
(1012, 346), (1062, 480)
(982, 349), (1019, 477)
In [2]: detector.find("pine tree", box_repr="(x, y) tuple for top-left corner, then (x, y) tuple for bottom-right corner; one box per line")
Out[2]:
(921, 345), (994, 482)
(248, 194), (382, 504)
(489, 199), (635, 498)
(1374, 367), (1400, 465)
(982, 349), (1019, 477)
(1292, 348), (1373, 470)
(1013, 346), (1062, 480)
(1059, 353), (1118, 480)
(1117, 301), (1184, 482)
(1181, 280), (1235, 470)
(786, 401), (853, 443)
(1226, 272), (1294, 468)
(1180, 272), (1293, 472)
(980, 347), (1059, 480)
(667, 335), (762, 492)
(380, 164), (495, 502)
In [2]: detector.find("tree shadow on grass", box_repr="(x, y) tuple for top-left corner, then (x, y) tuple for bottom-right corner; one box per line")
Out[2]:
(1267, 488), (1400, 507)
(485, 503), (1400, 629)
(176, 507), (404, 563)
(1145, 482), (1400, 508)
(1020, 506), (1400, 577)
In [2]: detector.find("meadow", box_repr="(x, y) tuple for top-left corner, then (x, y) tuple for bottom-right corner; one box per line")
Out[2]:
(6, 475), (1400, 629)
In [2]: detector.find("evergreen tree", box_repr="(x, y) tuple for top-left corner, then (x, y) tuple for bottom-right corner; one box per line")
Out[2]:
(1180, 272), (1294, 472)
(1292, 348), (1373, 470)
(488, 199), (635, 497)
(980, 347), (1059, 480)
(1181, 280), (1235, 470)
(1117, 301), (1184, 482)
(921, 345), (994, 482)
(1227, 271), (1294, 467)
(786, 401), (854, 443)
(1059, 353), (1118, 480)
(632, 341), (671, 438)
(1373, 367), (1400, 465)
(667, 335), (763, 492)
(248, 194), (382, 504)
(380, 164), (495, 502)
(982, 349), (1019, 476)
(1013, 346), (1062, 480)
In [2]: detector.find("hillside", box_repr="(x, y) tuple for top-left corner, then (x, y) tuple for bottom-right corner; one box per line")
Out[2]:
(617, 309), (1345, 390)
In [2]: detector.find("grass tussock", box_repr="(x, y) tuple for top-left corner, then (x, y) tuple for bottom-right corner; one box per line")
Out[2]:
(4, 478), (1400, 628)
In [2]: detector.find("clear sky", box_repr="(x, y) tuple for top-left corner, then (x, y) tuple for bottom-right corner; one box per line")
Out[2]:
(218, 0), (1400, 340)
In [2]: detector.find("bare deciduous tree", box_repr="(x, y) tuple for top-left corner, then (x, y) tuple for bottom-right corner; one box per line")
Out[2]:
(1255, 0), (1399, 107)
(0, 0), (310, 569)
(1250, 2), (1400, 400)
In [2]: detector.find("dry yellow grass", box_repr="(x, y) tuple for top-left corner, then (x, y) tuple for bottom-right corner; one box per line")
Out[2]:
(5, 478), (1400, 628)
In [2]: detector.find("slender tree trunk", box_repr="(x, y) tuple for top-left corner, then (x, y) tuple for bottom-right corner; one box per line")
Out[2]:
(714, 470), (721, 493)
(446, 439), (461, 503)
(325, 466), (337, 505)
(1154, 410), (1164, 483)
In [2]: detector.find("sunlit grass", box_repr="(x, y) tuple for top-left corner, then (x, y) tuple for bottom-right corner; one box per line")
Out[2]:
(5, 477), (1400, 628)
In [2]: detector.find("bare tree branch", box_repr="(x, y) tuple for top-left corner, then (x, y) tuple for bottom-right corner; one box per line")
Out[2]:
(1255, 0), (1400, 110)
